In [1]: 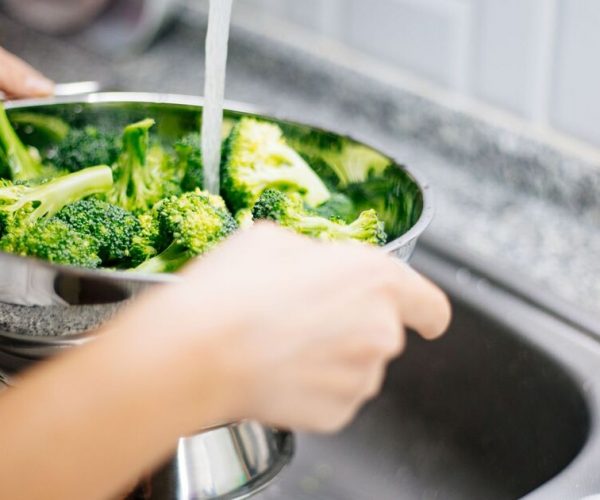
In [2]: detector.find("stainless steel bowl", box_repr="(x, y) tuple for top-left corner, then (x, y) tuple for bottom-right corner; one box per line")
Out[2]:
(146, 422), (293, 500)
(0, 93), (432, 500)
(0, 91), (433, 359)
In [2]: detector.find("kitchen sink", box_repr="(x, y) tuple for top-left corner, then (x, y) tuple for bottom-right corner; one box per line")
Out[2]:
(252, 236), (600, 500)
(2, 236), (600, 499)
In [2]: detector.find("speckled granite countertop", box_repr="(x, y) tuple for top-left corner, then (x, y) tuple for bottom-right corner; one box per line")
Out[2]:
(1, 13), (599, 322)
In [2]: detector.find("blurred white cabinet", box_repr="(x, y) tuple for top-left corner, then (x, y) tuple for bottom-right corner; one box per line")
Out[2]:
(471, 0), (552, 120)
(549, 0), (600, 146)
(342, 0), (472, 90)
(235, 0), (600, 149)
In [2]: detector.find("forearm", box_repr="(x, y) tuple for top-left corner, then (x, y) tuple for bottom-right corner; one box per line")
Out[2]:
(0, 312), (229, 500)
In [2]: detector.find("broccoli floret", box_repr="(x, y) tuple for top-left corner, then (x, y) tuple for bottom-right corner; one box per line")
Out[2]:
(0, 165), (113, 231)
(0, 166), (113, 267)
(174, 132), (203, 192)
(135, 189), (237, 273)
(0, 103), (44, 181)
(128, 212), (162, 267)
(108, 118), (180, 214)
(50, 126), (120, 173)
(252, 189), (387, 245)
(221, 118), (330, 212)
(56, 199), (140, 265)
(0, 218), (101, 268)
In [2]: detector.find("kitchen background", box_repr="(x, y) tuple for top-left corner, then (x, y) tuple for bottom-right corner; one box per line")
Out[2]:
(1, 0), (599, 320)
(236, 0), (600, 150)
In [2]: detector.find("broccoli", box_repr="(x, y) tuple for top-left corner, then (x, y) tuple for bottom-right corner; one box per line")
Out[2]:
(50, 126), (120, 173)
(0, 218), (101, 268)
(135, 189), (237, 273)
(0, 103), (44, 181)
(0, 166), (113, 267)
(0, 165), (113, 229)
(0, 110), (406, 272)
(174, 132), (203, 192)
(56, 199), (140, 265)
(252, 189), (387, 245)
(108, 118), (180, 214)
(128, 212), (162, 267)
(221, 117), (330, 212)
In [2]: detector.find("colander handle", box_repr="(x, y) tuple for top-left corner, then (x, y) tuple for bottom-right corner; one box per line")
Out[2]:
(0, 80), (103, 102)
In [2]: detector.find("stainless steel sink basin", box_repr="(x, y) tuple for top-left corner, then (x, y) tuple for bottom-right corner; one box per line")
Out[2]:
(251, 236), (600, 500)
(2, 234), (600, 499)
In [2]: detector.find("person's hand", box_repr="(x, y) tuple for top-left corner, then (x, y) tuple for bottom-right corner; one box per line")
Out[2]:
(0, 224), (450, 500)
(0, 47), (54, 98)
(114, 224), (451, 433)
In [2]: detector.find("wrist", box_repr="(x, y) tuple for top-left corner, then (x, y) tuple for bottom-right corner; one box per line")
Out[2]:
(100, 294), (249, 435)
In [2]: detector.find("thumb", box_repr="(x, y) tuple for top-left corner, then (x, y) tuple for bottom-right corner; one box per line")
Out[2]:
(0, 47), (54, 99)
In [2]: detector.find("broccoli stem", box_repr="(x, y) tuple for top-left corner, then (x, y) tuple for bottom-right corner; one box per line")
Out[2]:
(1, 165), (114, 222)
(0, 103), (44, 181)
(291, 214), (367, 240)
(134, 242), (191, 274)
(111, 118), (160, 212)
(122, 118), (155, 166)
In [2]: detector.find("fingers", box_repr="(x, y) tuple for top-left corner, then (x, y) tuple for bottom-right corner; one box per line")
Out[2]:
(276, 362), (386, 433)
(340, 306), (406, 362)
(386, 260), (452, 340)
(0, 47), (54, 98)
(317, 239), (450, 342)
